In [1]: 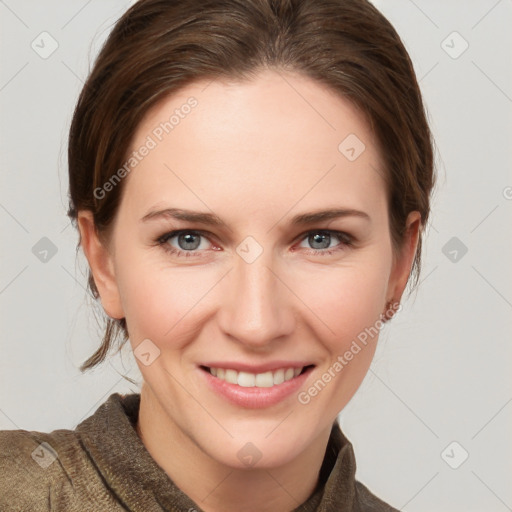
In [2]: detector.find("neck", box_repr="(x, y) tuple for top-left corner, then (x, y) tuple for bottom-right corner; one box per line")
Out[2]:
(135, 384), (332, 512)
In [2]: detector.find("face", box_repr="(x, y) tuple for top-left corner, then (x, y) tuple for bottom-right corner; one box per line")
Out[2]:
(81, 69), (418, 469)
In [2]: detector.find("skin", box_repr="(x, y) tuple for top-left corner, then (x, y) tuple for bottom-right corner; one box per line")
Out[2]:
(78, 68), (420, 512)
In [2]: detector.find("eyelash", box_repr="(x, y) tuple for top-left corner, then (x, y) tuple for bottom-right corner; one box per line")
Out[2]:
(155, 229), (354, 258)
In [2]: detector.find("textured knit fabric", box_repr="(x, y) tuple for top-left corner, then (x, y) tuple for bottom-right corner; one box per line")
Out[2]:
(0, 393), (399, 511)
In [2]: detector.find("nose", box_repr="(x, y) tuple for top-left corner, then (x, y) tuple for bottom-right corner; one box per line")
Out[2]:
(217, 248), (295, 349)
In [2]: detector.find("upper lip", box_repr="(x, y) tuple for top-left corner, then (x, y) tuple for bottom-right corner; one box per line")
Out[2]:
(200, 361), (315, 373)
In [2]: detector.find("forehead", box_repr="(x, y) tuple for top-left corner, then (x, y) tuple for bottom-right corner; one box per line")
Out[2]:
(120, 69), (387, 223)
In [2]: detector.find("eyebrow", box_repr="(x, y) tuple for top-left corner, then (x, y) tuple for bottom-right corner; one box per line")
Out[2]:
(140, 207), (371, 226)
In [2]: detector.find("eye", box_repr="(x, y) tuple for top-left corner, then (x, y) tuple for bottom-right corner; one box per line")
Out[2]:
(157, 230), (214, 257)
(297, 230), (353, 256)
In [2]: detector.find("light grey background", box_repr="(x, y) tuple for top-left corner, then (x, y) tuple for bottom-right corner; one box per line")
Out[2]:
(1, 1), (511, 510)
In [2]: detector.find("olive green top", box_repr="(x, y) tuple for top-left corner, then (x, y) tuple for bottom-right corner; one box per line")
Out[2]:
(0, 393), (398, 511)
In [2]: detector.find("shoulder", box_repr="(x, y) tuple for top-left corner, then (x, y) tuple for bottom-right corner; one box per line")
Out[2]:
(0, 393), (137, 511)
(354, 480), (400, 511)
(0, 427), (104, 511)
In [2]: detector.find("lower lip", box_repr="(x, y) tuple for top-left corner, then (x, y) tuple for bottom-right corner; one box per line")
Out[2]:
(200, 367), (314, 409)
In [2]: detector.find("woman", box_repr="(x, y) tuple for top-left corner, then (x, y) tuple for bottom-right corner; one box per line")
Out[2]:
(0, 0), (435, 510)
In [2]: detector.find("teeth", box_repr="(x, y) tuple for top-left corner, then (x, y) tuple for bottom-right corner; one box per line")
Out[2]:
(225, 369), (238, 385)
(238, 372), (255, 387)
(273, 369), (284, 385)
(255, 371), (273, 388)
(209, 366), (304, 387)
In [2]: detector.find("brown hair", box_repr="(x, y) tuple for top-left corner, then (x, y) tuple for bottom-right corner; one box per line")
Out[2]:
(67, 0), (436, 371)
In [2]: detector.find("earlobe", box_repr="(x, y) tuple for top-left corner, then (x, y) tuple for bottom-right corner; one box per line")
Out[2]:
(385, 211), (422, 315)
(77, 211), (124, 320)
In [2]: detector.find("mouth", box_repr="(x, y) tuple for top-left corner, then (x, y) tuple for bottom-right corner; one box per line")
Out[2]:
(198, 363), (315, 408)
(200, 365), (315, 388)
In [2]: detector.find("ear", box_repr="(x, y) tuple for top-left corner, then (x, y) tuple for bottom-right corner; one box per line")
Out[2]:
(385, 211), (422, 308)
(77, 211), (124, 320)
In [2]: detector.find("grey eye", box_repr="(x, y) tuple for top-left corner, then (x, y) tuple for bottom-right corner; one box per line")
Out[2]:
(307, 232), (333, 250)
(175, 232), (202, 250)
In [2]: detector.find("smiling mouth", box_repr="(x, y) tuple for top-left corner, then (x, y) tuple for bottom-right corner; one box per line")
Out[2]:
(200, 365), (315, 388)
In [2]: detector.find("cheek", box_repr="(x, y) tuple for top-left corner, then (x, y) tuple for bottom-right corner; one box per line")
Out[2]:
(293, 263), (390, 411)
(285, 263), (389, 419)
(116, 254), (218, 344)
(290, 258), (390, 350)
